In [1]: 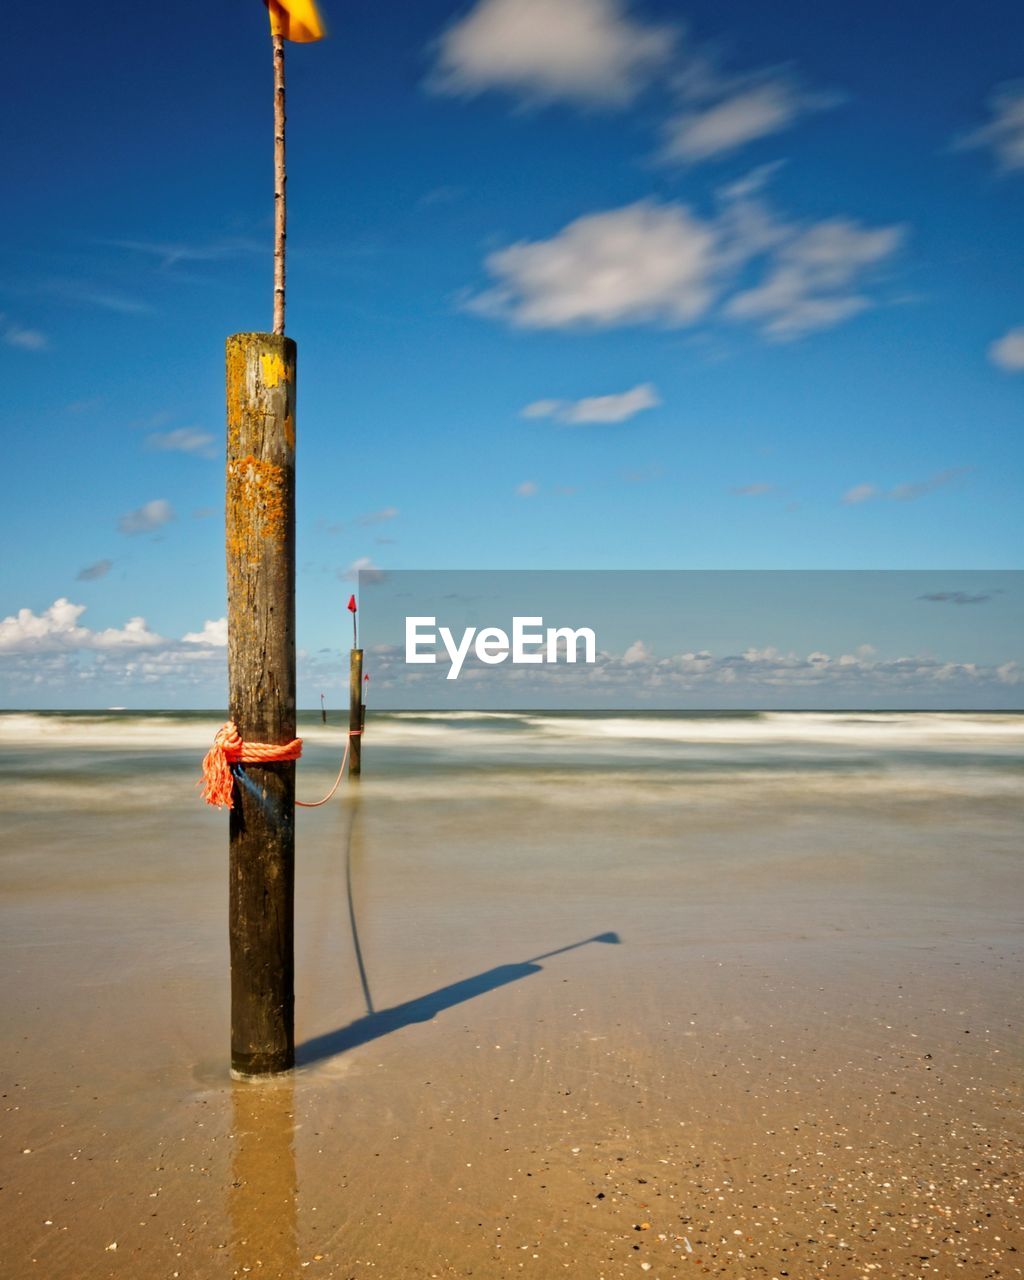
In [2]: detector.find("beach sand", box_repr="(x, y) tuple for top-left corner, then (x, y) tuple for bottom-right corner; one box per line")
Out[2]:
(1, 713), (1022, 1278)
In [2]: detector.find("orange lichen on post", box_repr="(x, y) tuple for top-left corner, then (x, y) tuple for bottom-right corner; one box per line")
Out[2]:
(229, 454), (287, 550)
(226, 338), (249, 455)
(225, 334), (295, 572)
(223, 334), (296, 600)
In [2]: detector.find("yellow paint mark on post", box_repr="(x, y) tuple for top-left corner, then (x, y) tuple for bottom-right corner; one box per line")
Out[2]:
(284, 413), (296, 451)
(261, 353), (287, 389)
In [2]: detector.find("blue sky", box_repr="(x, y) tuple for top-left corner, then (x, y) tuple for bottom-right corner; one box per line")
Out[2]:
(1, 0), (1022, 706)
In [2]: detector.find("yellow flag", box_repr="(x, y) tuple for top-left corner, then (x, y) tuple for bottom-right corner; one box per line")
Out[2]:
(264, 0), (325, 42)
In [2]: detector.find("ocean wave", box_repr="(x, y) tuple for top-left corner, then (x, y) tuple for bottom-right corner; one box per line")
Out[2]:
(321, 766), (1024, 809)
(358, 712), (1024, 760)
(1, 709), (1021, 755)
(0, 712), (229, 750)
(0, 765), (1018, 816)
(518, 711), (1024, 747)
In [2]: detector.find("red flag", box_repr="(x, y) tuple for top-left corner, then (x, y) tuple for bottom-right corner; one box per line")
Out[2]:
(347, 594), (357, 613)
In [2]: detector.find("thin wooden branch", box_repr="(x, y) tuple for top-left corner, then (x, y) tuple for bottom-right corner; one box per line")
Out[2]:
(273, 34), (287, 336)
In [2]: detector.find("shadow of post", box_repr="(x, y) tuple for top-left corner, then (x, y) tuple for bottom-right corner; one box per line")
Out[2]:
(297, 932), (621, 1068)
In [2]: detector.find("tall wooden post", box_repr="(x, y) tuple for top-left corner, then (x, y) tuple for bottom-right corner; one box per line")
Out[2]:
(226, 331), (297, 1078)
(349, 648), (363, 778)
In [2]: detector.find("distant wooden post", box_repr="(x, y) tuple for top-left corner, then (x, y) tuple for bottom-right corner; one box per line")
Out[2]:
(349, 648), (363, 778)
(225, 331), (297, 1078)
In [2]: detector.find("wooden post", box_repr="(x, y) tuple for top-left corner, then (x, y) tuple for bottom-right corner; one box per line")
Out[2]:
(349, 648), (363, 778)
(226, 331), (297, 1078)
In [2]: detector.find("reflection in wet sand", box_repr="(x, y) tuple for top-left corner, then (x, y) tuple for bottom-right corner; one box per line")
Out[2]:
(229, 1081), (299, 1278)
(344, 797), (375, 1017)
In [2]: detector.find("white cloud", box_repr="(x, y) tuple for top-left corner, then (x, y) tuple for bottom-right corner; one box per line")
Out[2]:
(1, 314), (48, 351)
(523, 382), (660, 424)
(367, 637), (1022, 703)
(515, 480), (539, 497)
(106, 236), (264, 270)
(842, 483), (879, 506)
(93, 617), (163, 648)
(954, 82), (1024, 173)
(118, 499), (175, 535)
(341, 556), (386, 583)
(843, 468), (971, 506)
(716, 161), (787, 202)
(521, 398), (565, 420)
(146, 427), (217, 458)
(469, 201), (720, 329)
(358, 506), (399, 525)
(622, 639), (652, 664)
(889, 467), (972, 502)
(45, 281), (152, 315)
(727, 218), (905, 339)
(663, 78), (834, 164)
(712, 184), (791, 269)
(565, 381), (661, 423)
(182, 618), (227, 646)
(418, 185), (465, 208)
(429, 0), (675, 107)
(0, 599), (164, 654)
(0, 603), (238, 703)
(989, 326), (1024, 372)
(0, 599), (87, 652)
(319, 507), (400, 536)
(469, 188), (904, 340)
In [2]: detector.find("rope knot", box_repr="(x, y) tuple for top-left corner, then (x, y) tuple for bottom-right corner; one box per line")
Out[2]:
(199, 720), (303, 809)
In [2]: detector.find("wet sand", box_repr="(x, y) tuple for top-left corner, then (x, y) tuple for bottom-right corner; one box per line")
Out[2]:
(2, 746), (1022, 1278)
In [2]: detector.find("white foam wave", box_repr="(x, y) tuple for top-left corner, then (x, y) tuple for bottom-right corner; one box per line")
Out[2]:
(364, 711), (1024, 754)
(0, 713), (361, 752)
(340, 766), (1024, 809)
(0, 710), (1020, 757)
(0, 713), (228, 750)
(2, 765), (1013, 818)
(520, 711), (1024, 747)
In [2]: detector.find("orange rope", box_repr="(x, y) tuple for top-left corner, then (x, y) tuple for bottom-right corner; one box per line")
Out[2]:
(199, 721), (303, 809)
(199, 721), (362, 810)
(295, 730), (360, 808)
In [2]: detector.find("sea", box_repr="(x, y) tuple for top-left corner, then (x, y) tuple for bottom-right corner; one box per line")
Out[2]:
(1, 708), (1021, 810)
